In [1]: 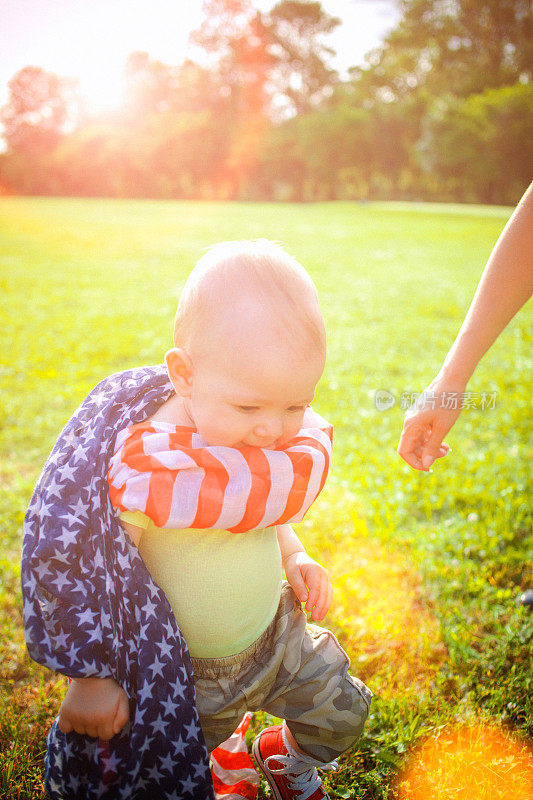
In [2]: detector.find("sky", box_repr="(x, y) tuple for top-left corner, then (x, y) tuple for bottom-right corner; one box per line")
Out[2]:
(0, 0), (400, 113)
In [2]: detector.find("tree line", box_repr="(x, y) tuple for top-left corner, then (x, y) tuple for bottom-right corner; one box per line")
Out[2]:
(1, 0), (532, 204)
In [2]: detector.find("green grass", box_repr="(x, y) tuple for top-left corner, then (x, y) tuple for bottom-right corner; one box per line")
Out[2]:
(1, 197), (532, 798)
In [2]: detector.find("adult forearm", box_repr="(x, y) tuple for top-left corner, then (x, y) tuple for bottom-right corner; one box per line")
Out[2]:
(438, 182), (533, 385)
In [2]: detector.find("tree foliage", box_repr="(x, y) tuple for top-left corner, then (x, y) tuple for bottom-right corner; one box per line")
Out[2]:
(1, 66), (79, 154)
(0, 0), (531, 203)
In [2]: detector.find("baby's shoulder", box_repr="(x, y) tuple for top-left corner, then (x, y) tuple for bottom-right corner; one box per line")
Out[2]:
(148, 394), (191, 427)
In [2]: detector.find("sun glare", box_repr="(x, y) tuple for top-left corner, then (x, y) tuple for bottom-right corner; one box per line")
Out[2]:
(327, 523), (446, 696)
(78, 68), (127, 115)
(396, 723), (533, 799)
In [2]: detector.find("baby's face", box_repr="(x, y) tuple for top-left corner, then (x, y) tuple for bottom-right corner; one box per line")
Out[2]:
(184, 341), (324, 449)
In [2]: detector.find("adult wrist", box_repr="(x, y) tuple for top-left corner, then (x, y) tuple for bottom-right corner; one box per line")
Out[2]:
(282, 548), (305, 566)
(431, 365), (470, 390)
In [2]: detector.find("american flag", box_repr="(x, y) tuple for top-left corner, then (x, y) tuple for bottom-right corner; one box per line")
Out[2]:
(108, 410), (332, 533)
(22, 365), (215, 799)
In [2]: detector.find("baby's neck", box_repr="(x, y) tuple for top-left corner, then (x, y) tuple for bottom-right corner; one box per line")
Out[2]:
(149, 394), (196, 428)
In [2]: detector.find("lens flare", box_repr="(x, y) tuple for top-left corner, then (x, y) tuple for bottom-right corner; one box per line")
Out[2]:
(396, 722), (533, 800)
(326, 514), (446, 695)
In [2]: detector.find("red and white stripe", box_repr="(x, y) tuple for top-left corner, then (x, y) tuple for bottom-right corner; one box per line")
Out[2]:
(108, 407), (332, 533)
(211, 713), (259, 799)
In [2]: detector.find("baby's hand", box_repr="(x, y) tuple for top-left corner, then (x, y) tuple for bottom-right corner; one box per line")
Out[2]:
(284, 552), (333, 622)
(58, 676), (130, 741)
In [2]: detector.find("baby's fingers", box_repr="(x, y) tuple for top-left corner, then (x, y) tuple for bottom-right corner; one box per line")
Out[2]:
(113, 691), (130, 735)
(285, 563), (309, 604)
(310, 576), (332, 621)
(305, 572), (328, 619)
(314, 578), (333, 621)
(58, 712), (74, 734)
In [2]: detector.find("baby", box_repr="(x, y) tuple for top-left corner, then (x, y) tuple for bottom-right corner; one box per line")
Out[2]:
(57, 240), (372, 798)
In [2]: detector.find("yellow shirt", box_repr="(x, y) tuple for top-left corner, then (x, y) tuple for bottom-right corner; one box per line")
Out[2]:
(120, 510), (282, 658)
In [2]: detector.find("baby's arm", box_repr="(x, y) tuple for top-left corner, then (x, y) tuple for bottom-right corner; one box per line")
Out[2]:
(277, 524), (332, 621)
(120, 519), (143, 547)
(57, 524), (139, 740)
(58, 676), (130, 741)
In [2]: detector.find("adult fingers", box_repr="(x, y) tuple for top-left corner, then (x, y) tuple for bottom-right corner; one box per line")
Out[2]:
(397, 427), (426, 470)
(420, 424), (449, 471)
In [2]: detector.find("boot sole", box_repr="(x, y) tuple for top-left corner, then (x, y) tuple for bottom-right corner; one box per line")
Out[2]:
(252, 734), (286, 800)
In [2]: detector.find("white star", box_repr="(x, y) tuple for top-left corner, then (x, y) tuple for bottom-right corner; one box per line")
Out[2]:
(180, 775), (198, 797)
(25, 495), (42, 518)
(46, 476), (66, 500)
(150, 713), (169, 736)
(59, 462), (79, 483)
(157, 639), (173, 660)
(99, 748), (122, 772)
(148, 655), (165, 679)
(51, 571), (73, 593)
(86, 622), (103, 645)
(148, 581), (160, 600)
(72, 578), (88, 595)
(76, 608), (97, 627)
(91, 390), (110, 407)
(67, 772), (80, 792)
(162, 619), (176, 639)
(72, 443), (89, 464)
(38, 503), (53, 520)
(137, 679), (153, 706)
(34, 561), (51, 581)
(141, 598), (158, 620)
(61, 429), (80, 450)
(50, 549), (71, 566)
(57, 511), (83, 529)
(158, 752), (175, 773)
(192, 759), (210, 779)
(93, 549), (105, 571)
(145, 763), (164, 781)
(46, 776), (64, 795)
(54, 629), (70, 649)
(116, 551), (130, 571)
(171, 732), (188, 756)
(184, 719), (200, 741)
(160, 695), (176, 718)
(100, 609), (112, 629)
(169, 676), (187, 700)
(139, 622), (150, 640)
(55, 525), (79, 549)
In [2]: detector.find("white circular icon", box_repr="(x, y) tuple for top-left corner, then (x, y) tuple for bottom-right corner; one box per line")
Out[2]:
(375, 390), (396, 412)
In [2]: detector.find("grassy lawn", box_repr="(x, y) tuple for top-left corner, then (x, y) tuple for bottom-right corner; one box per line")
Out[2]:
(1, 197), (531, 798)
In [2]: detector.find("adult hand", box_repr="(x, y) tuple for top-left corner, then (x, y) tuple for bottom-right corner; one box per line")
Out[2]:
(283, 551), (333, 621)
(58, 676), (130, 741)
(397, 377), (461, 471)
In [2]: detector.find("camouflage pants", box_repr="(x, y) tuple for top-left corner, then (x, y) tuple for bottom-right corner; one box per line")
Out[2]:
(191, 581), (372, 763)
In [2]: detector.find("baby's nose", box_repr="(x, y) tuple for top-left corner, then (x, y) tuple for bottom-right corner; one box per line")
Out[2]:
(254, 416), (283, 441)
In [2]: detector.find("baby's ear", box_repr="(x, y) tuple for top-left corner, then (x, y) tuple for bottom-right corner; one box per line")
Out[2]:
(165, 348), (193, 396)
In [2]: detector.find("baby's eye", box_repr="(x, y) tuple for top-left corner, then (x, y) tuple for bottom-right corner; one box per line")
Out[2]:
(237, 405), (259, 413)
(287, 405), (306, 413)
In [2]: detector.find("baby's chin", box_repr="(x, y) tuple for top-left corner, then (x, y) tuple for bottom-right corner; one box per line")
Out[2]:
(205, 438), (280, 450)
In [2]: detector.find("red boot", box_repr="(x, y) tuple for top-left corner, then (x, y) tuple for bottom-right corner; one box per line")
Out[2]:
(252, 724), (337, 800)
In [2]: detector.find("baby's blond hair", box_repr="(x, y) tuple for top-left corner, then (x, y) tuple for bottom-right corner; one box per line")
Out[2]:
(174, 239), (326, 363)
